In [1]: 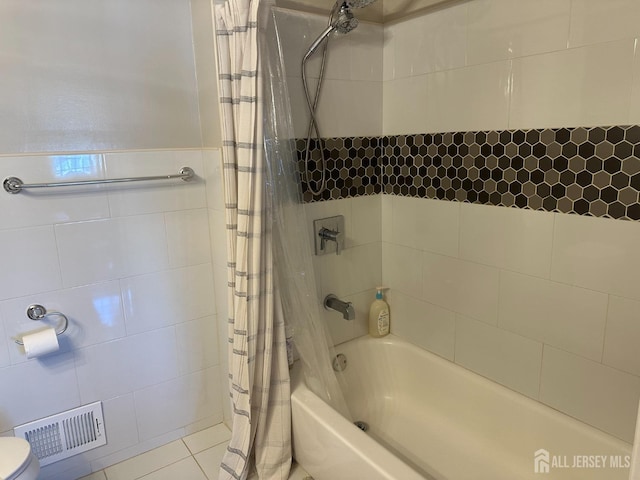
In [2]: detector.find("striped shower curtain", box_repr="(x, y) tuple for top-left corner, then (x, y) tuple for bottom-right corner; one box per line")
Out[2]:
(214, 1), (292, 479)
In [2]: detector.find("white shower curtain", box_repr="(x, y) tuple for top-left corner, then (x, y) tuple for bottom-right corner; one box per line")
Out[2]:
(214, 1), (291, 479)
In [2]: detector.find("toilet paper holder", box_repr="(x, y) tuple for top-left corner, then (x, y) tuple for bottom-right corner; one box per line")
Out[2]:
(14, 304), (69, 345)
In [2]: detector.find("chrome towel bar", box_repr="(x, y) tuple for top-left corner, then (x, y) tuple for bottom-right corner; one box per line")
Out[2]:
(14, 304), (69, 345)
(3, 166), (195, 194)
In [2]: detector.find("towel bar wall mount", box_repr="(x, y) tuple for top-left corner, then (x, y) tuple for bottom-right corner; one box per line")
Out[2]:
(3, 167), (195, 194)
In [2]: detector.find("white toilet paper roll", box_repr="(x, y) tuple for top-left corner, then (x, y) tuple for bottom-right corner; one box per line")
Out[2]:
(22, 327), (59, 359)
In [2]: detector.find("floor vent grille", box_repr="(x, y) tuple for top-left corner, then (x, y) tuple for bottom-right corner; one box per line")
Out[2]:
(14, 401), (106, 466)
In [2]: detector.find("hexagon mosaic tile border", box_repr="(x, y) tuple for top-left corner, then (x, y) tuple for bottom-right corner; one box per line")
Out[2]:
(296, 126), (640, 221)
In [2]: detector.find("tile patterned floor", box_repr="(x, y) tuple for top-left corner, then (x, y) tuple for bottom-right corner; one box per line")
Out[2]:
(78, 424), (310, 480)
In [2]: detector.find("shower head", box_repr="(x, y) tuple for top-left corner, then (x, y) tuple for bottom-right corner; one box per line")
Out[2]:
(300, 0), (379, 196)
(345, 0), (378, 8)
(302, 0), (379, 61)
(333, 6), (358, 34)
(302, 4), (358, 61)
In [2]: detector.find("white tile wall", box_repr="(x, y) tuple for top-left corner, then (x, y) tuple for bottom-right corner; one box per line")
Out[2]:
(74, 327), (178, 403)
(568, 0), (640, 48)
(0, 148), (227, 476)
(372, 0), (640, 443)
(0, 226), (62, 299)
(386, 290), (455, 361)
(384, 3), (467, 79)
(0, 352), (80, 432)
(540, 346), (640, 442)
(317, 242), (382, 301)
(0, 3), (226, 476)
(274, 8), (384, 139)
(176, 316), (220, 375)
(382, 243), (423, 299)
(165, 209), (213, 268)
(379, 194), (640, 442)
(55, 215), (170, 287)
(304, 195), (381, 344)
(498, 271), (608, 361)
(315, 79), (384, 138)
(454, 315), (543, 399)
(2, 281), (126, 365)
(466, 0), (571, 65)
(423, 60), (512, 134)
(382, 0), (640, 133)
(510, 40), (634, 130)
(120, 264), (216, 335)
(387, 196), (459, 257)
(551, 212), (640, 302)
(0, 154), (109, 230)
(104, 150), (207, 217)
(84, 395), (139, 462)
(133, 367), (222, 441)
(0, 0), (202, 154)
(422, 251), (500, 325)
(603, 296), (640, 377)
(459, 203), (553, 278)
(190, 0), (223, 149)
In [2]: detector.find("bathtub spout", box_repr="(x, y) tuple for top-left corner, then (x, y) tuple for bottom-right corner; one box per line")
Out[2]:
(324, 294), (355, 320)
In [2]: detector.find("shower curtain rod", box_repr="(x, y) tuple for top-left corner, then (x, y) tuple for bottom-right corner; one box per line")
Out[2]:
(3, 167), (195, 194)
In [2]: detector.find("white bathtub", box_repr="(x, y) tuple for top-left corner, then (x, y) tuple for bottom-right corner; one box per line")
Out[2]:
(291, 335), (632, 480)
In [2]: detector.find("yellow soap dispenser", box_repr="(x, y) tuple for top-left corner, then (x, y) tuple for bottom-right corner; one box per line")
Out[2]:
(369, 286), (390, 337)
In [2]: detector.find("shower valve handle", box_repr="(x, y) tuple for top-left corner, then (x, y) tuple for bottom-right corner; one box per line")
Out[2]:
(319, 227), (344, 255)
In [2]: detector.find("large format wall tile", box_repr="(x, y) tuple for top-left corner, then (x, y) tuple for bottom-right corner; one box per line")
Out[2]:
(540, 346), (640, 443)
(0, 353), (80, 432)
(388, 196), (460, 257)
(133, 367), (222, 441)
(603, 296), (640, 377)
(104, 150), (207, 217)
(276, 7), (384, 140)
(466, 0), (571, 65)
(510, 40), (634, 130)
(498, 270), (608, 361)
(455, 315), (543, 399)
(1, 281), (126, 365)
(387, 290), (455, 361)
(384, 3), (467, 79)
(56, 215), (170, 287)
(0, 154), (109, 229)
(569, 0), (640, 48)
(551, 213), (640, 301)
(0, 147), (225, 476)
(422, 252), (499, 325)
(0, 226), (62, 300)
(74, 327), (180, 404)
(292, 0), (640, 448)
(459, 203), (553, 277)
(423, 60), (512, 134)
(0, 0), (201, 153)
(120, 264), (216, 335)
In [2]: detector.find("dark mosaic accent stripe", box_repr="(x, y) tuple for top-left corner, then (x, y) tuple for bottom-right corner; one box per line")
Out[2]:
(297, 126), (640, 221)
(295, 137), (382, 203)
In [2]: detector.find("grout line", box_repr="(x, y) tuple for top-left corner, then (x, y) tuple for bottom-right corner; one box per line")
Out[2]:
(537, 343), (545, 400)
(600, 294), (612, 364)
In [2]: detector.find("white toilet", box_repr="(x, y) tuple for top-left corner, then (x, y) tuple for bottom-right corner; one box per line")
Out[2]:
(0, 437), (40, 480)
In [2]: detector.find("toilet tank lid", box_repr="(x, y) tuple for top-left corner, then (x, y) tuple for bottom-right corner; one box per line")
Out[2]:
(0, 437), (31, 477)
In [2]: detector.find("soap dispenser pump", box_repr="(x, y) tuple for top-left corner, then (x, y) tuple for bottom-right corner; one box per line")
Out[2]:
(369, 286), (390, 338)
